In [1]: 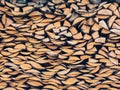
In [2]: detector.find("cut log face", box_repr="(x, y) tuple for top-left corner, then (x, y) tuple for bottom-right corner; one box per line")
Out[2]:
(110, 29), (120, 35)
(0, 0), (120, 90)
(99, 20), (108, 30)
(72, 17), (85, 25)
(98, 9), (112, 15)
(108, 15), (117, 28)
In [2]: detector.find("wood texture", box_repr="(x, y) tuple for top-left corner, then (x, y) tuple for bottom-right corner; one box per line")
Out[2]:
(0, 0), (120, 90)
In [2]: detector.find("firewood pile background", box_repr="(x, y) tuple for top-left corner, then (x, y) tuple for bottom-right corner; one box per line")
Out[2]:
(0, 0), (120, 89)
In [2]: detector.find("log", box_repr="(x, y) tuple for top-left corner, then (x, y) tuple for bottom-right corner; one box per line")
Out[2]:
(70, 26), (78, 35)
(98, 9), (112, 15)
(3, 87), (16, 90)
(62, 78), (78, 85)
(108, 16), (117, 28)
(20, 64), (32, 70)
(73, 33), (83, 39)
(95, 37), (106, 43)
(110, 29), (120, 35)
(92, 23), (101, 31)
(99, 20), (108, 29)
(27, 80), (42, 87)
(92, 31), (99, 39)
(72, 17), (85, 25)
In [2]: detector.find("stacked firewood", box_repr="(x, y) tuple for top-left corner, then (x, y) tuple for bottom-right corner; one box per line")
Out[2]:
(0, 0), (120, 89)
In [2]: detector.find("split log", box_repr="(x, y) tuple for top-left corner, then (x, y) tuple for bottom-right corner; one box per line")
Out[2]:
(98, 9), (112, 15)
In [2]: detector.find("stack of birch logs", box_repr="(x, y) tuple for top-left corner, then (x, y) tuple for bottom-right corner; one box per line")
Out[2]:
(0, 0), (120, 89)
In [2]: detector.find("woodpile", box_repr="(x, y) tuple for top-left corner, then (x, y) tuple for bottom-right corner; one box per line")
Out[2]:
(0, 0), (120, 89)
